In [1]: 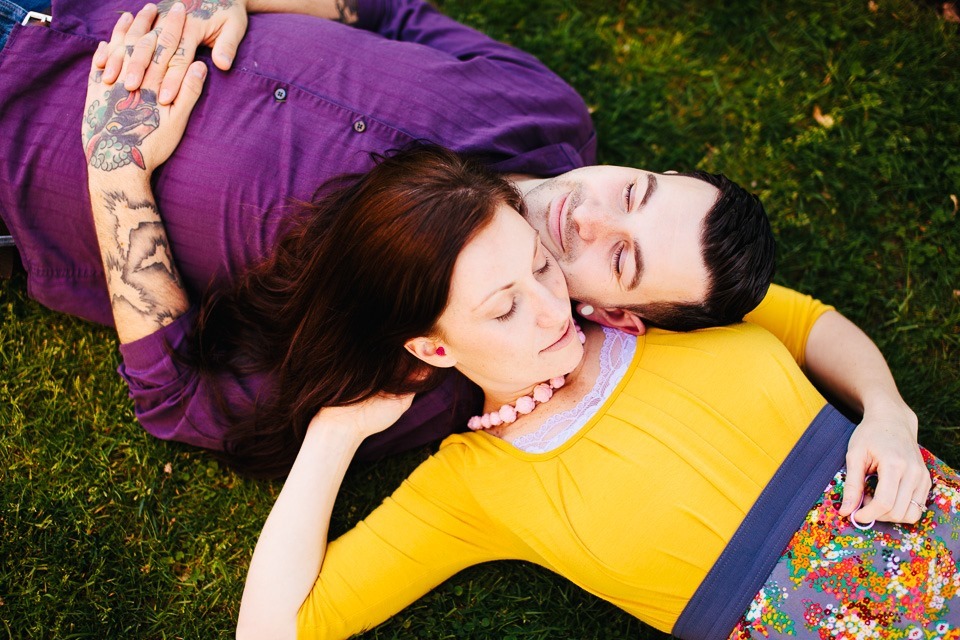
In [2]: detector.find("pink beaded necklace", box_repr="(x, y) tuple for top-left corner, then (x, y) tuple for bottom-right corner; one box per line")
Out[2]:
(467, 321), (586, 431)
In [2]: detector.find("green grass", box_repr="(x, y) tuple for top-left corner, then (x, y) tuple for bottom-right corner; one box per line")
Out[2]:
(2, 0), (959, 637)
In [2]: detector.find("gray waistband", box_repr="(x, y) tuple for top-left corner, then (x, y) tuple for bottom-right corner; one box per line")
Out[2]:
(673, 404), (856, 640)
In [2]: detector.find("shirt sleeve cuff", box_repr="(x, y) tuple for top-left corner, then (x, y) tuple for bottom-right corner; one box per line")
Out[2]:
(117, 307), (197, 390)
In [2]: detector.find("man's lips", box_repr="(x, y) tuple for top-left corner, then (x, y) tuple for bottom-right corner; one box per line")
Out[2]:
(549, 192), (568, 254)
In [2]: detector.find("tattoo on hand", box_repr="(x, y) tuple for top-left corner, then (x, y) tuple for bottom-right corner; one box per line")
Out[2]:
(157, 0), (234, 20)
(334, 0), (359, 24)
(152, 45), (166, 64)
(98, 191), (188, 328)
(84, 86), (160, 171)
(125, 45), (134, 57)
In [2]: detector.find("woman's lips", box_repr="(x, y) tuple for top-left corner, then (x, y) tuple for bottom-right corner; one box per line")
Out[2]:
(542, 319), (574, 353)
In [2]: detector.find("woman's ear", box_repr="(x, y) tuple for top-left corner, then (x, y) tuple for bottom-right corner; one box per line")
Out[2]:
(576, 303), (646, 336)
(404, 337), (457, 368)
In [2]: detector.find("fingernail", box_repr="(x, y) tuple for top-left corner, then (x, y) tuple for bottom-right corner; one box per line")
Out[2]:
(216, 52), (232, 66)
(189, 63), (207, 79)
(170, 2), (184, 14)
(580, 305), (594, 316)
(159, 89), (172, 103)
(125, 73), (137, 87)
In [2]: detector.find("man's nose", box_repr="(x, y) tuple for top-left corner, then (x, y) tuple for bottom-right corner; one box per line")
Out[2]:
(570, 201), (604, 243)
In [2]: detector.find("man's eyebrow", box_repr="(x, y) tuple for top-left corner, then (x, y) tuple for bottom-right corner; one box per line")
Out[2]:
(627, 242), (644, 291)
(639, 173), (657, 210)
(473, 231), (540, 311)
(625, 174), (655, 291)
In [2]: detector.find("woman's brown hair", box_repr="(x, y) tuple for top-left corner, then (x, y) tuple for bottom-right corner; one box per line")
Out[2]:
(192, 145), (523, 478)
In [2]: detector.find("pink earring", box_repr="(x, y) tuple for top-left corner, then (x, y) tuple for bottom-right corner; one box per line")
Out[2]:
(436, 347), (446, 356)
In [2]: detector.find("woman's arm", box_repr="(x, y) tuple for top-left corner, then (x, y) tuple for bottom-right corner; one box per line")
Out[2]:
(803, 311), (929, 525)
(236, 394), (414, 639)
(240, 400), (515, 639)
(744, 285), (929, 525)
(83, 5), (206, 343)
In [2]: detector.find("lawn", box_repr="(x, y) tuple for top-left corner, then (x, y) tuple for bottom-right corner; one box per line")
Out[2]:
(2, 0), (958, 637)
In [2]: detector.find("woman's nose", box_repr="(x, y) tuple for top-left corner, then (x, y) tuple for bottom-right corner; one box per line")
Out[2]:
(533, 282), (570, 327)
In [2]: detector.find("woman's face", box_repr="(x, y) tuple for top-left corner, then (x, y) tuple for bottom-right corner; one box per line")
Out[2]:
(434, 203), (583, 397)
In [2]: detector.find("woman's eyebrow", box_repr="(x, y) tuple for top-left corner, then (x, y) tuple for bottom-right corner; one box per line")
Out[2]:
(473, 231), (540, 311)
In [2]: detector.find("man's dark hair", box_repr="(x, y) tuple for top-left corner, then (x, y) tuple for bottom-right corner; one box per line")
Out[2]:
(627, 171), (776, 331)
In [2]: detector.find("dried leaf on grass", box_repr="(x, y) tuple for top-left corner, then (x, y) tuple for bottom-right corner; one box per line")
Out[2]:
(813, 105), (835, 128)
(943, 2), (960, 22)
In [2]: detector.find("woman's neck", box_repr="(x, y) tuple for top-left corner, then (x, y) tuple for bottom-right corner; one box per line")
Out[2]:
(478, 322), (604, 437)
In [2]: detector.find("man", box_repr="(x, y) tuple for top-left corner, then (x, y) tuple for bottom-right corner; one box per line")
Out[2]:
(0, 0), (920, 500)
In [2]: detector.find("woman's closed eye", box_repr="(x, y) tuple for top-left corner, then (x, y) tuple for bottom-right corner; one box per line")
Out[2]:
(536, 254), (552, 276)
(496, 300), (517, 322)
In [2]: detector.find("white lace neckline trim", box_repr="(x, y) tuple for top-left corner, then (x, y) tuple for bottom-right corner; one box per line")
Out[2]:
(510, 326), (636, 453)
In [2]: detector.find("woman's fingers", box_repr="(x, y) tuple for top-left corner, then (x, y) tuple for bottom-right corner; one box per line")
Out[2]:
(852, 463), (931, 525)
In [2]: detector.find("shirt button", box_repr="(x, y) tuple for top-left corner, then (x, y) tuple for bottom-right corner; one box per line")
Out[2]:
(353, 120), (366, 133)
(274, 87), (287, 101)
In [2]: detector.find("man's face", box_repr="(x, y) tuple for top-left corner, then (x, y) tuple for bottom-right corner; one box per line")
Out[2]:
(519, 165), (719, 311)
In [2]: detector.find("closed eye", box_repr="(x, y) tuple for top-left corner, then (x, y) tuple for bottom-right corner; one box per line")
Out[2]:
(536, 254), (552, 275)
(496, 300), (517, 322)
(613, 243), (624, 277)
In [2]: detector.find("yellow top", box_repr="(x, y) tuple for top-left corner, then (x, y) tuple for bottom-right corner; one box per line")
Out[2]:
(298, 285), (834, 637)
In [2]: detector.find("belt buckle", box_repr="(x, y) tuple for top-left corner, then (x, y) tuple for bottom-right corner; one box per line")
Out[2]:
(21, 11), (52, 27)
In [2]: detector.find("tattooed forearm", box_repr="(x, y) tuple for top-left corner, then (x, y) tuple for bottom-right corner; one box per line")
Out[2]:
(334, 0), (358, 24)
(84, 85), (160, 171)
(92, 190), (189, 342)
(158, 0), (234, 20)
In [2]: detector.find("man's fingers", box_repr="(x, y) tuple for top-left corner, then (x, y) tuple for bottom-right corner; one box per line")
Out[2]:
(211, 13), (248, 70)
(89, 42), (107, 81)
(123, 31), (161, 91)
(154, 32), (200, 105)
(108, 3), (160, 90)
(142, 3), (188, 94)
(169, 61), (207, 124)
(101, 12), (133, 83)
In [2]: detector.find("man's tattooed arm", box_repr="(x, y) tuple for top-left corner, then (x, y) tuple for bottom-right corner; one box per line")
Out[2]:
(88, 187), (190, 344)
(157, 0), (236, 21)
(334, 0), (358, 24)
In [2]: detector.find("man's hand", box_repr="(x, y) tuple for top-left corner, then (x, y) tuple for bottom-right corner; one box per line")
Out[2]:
(84, 3), (207, 175)
(82, 7), (207, 343)
(94, 0), (247, 105)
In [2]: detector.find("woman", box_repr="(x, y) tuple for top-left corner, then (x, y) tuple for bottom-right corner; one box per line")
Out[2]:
(231, 147), (959, 638)
(83, 11), (951, 640)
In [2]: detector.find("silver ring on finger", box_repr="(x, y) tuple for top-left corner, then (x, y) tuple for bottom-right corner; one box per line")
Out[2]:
(909, 498), (926, 512)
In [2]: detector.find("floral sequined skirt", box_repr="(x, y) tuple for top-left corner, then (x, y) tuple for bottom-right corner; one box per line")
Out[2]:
(730, 449), (960, 639)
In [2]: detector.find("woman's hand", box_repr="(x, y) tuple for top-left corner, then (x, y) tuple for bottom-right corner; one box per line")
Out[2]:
(94, 1), (247, 105)
(238, 391), (412, 640)
(310, 393), (415, 443)
(838, 401), (931, 526)
(83, 4), (207, 177)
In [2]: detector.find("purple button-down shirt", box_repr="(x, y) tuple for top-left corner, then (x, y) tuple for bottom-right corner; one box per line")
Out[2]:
(0, 0), (596, 461)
